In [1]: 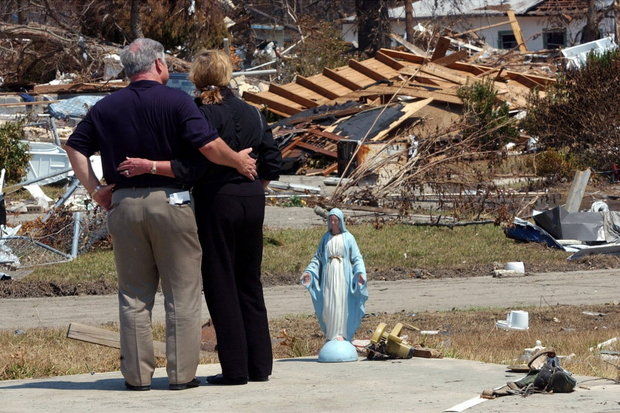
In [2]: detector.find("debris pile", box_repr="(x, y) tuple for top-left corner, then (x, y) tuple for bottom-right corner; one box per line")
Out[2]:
(247, 45), (554, 198)
(506, 169), (620, 260)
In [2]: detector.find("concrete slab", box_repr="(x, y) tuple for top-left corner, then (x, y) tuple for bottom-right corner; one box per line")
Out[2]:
(0, 357), (617, 412)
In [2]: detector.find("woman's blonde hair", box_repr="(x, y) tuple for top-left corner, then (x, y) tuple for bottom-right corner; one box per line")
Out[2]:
(190, 49), (233, 104)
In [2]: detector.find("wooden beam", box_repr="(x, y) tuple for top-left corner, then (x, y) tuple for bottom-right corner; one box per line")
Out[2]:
(431, 37), (451, 61)
(67, 322), (167, 359)
(309, 129), (345, 141)
(379, 48), (427, 65)
(0, 100), (60, 107)
(323, 67), (362, 91)
(371, 98), (433, 141)
(388, 33), (429, 57)
(375, 51), (405, 70)
(295, 141), (337, 158)
(243, 91), (301, 116)
(334, 86), (462, 105)
(507, 10), (528, 53)
(432, 49), (469, 66)
(32, 82), (128, 94)
(348, 59), (390, 81)
(295, 76), (340, 99)
(320, 163), (338, 176)
(455, 20), (512, 37)
(269, 84), (318, 108)
(404, 63), (471, 85)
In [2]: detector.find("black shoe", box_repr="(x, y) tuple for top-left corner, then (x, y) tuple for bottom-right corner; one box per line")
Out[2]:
(125, 381), (151, 391)
(206, 374), (248, 385)
(169, 378), (201, 390)
(249, 375), (269, 382)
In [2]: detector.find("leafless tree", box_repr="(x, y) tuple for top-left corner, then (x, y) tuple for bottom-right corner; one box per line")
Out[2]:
(130, 0), (143, 40)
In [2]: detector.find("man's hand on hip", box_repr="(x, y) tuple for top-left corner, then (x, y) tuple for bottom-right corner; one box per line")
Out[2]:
(92, 184), (115, 211)
(236, 148), (257, 180)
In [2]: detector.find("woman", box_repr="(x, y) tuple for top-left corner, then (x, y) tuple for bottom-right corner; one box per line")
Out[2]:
(301, 208), (368, 342)
(119, 50), (281, 385)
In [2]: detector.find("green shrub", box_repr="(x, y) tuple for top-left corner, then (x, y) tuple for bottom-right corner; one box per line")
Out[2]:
(0, 120), (30, 184)
(534, 149), (580, 179)
(522, 50), (620, 172)
(457, 79), (518, 150)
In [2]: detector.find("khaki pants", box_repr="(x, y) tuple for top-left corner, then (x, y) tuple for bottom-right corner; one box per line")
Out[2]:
(107, 187), (202, 386)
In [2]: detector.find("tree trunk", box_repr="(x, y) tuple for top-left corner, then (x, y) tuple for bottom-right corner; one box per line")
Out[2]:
(130, 0), (144, 40)
(404, 0), (415, 42)
(17, 0), (27, 24)
(581, 0), (599, 42)
(356, 0), (390, 53)
(615, 0), (620, 43)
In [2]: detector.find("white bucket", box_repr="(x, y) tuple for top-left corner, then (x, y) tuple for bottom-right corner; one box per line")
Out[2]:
(505, 262), (525, 273)
(508, 310), (529, 329)
(496, 310), (529, 330)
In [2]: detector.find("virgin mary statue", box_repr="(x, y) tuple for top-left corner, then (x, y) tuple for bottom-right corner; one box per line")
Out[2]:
(301, 208), (368, 348)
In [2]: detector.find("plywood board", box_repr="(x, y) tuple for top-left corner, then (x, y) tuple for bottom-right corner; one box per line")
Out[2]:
(371, 98), (433, 141)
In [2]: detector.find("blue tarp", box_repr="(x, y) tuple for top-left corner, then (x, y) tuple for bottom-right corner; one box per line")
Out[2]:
(504, 217), (564, 250)
(48, 95), (105, 119)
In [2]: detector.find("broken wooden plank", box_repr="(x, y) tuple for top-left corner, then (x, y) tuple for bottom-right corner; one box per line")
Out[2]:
(412, 347), (443, 358)
(243, 91), (302, 116)
(320, 163), (338, 176)
(295, 75), (340, 99)
(431, 37), (451, 61)
(323, 67), (362, 91)
(455, 20), (512, 37)
(67, 322), (212, 359)
(371, 97), (433, 141)
(67, 322), (167, 359)
(507, 10), (528, 53)
(388, 33), (429, 57)
(432, 49), (469, 66)
(348, 59), (390, 81)
(295, 141), (337, 157)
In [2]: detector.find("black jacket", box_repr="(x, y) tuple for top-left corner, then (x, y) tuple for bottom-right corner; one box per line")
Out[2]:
(171, 88), (281, 192)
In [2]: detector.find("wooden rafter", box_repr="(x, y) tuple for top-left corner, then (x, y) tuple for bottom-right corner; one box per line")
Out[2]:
(348, 59), (390, 81)
(295, 75), (340, 99)
(323, 67), (362, 90)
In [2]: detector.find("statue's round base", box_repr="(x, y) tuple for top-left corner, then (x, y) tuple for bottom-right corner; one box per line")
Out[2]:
(317, 339), (358, 363)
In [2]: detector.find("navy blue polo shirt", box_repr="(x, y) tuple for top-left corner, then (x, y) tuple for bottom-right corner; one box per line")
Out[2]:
(66, 80), (218, 189)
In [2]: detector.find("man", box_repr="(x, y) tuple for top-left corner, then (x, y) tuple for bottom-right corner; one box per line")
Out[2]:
(65, 38), (257, 391)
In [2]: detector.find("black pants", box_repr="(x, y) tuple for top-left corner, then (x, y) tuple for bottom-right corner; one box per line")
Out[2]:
(194, 188), (272, 380)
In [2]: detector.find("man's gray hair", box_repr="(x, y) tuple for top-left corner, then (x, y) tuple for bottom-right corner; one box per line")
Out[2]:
(120, 38), (166, 77)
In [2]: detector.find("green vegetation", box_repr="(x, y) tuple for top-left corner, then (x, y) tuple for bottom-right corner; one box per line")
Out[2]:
(523, 49), (620, 174)
(457, 79), (518, 150)
(28, 224), (571, 284)
(0, 120), (30, 184)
